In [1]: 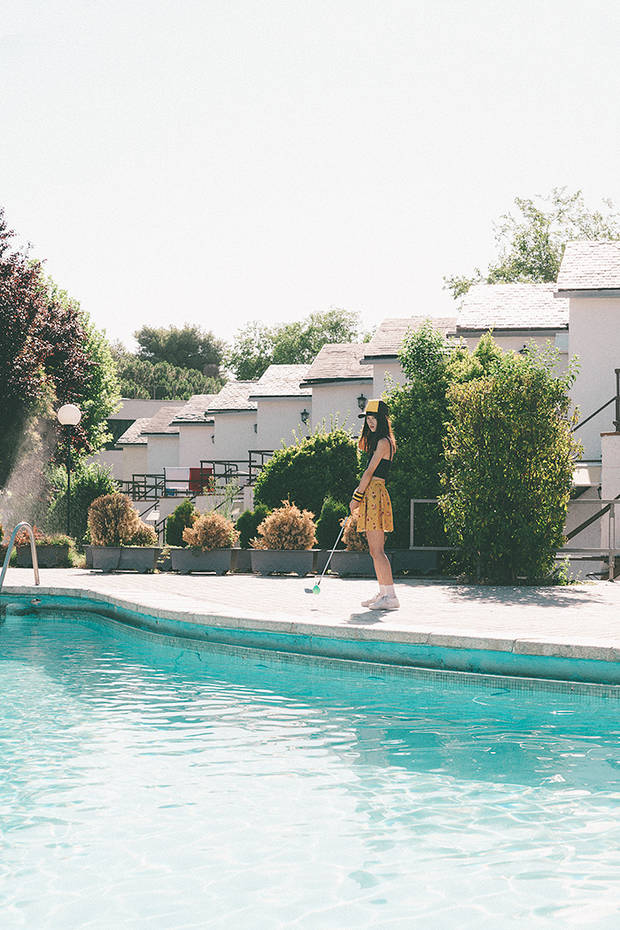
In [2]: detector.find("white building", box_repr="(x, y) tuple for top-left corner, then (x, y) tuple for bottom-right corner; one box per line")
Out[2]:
(361, 317), (456, 394)
(456, 283), (569, 363)
(556, 241), (620, 463)
(248, 364), (312, 451)
(300, 344), (373, 432)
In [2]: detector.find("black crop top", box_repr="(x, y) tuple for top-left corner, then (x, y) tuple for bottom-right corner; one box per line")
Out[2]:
(372, 443), (394, 480)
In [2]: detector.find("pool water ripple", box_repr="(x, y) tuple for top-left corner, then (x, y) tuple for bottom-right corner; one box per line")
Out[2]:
(0, 611), (619, 928)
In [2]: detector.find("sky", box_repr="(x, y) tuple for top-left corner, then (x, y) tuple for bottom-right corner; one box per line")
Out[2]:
(2, 0), (620, 350)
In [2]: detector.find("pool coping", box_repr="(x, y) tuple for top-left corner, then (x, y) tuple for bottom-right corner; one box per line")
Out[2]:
(2, 584), (620, 688)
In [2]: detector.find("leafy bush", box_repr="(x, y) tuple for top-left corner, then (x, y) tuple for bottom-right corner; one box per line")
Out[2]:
(182, 511), (239, 550)
(127, 522), (158, 547)
(235, 504), (271, 549)
(87, 493), (140, 546)
(253, 428), (358, 517)
(343, 515), (368, 552)
(252, 500), (317, 550)
(47, 463), (119, 546)
(14, 525), (45, 546)
(440, 344), (580, 583)
(166, 499), (197, 547)
(315, 496), (348, 550)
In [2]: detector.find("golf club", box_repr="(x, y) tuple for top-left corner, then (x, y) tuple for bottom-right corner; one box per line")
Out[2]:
(304, 515), (351, 595)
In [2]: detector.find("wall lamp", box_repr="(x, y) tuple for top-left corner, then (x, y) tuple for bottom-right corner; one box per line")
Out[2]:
(300, 409), (310, 425)
(357, 393), (367, 411)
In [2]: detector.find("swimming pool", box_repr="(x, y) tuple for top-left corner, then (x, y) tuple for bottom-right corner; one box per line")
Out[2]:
(1, 606), (619, 928)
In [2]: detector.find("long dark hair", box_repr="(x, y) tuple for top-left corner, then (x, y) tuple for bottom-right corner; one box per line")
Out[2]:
(358, 410), (396, 456)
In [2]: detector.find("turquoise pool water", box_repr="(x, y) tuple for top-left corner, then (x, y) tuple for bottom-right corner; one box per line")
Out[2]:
(1, 608), (619, 929)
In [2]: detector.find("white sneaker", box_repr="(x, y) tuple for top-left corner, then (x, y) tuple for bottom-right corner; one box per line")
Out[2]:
(369, 595), (400, 611)
(361, 592), (382, 607)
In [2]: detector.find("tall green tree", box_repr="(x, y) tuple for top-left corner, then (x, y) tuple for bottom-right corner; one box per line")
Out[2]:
(440, 343), (580, 583)
(225, 308), (369, 380)
(111, 345), (223, 399)
(134, 323), (225, 373)
(444, 188), (620, 299)
(0, 208), (119, 486)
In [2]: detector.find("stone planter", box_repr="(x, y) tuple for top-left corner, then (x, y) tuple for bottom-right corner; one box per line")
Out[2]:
(328, 550), (378, 576)
(84, 544), (93, 569)
(388, 549), (439, 575)
(91, 546), (161, 573)
(170, 547), (233, 575)
(16, 544), (71, 568)
(250, 549), (316, 576)
(231, 549), (253, 573)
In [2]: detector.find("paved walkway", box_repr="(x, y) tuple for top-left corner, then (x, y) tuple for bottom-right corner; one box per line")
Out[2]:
(1, 568), (619, 664)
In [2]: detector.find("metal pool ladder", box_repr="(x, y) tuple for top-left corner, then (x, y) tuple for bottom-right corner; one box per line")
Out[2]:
(0, 522), (40, 591)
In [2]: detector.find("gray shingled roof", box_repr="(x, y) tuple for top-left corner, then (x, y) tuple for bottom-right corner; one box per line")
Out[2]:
(171, 394), (216, 424)
(362, 317), (457, 361)
(301, 344), (372, 384)
(116, 418), (151, 445)
(556, 240), (620, 291)
(248, 364), (311, 399)
(141, 405), (182, 435)
(208, 380), (257, 412)
(457, 283), (568, 331)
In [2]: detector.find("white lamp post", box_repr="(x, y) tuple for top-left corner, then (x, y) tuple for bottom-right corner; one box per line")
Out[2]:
(57, 404), (82, 537)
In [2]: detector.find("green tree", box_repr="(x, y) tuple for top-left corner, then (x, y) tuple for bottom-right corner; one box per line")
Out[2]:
(112, 346), (224, 399)
(0, 208), (120, 486)
(386, 323), (454, 548)
(45, 462), (119, 545)
(253, 427), (358, 517)
(444, 188), (620, 299)
(134, 324), (226, 373)
(225, 308), (368, 380)
(440, 342), (580, 583)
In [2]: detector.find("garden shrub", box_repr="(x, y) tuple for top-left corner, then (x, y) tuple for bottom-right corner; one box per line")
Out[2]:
(127, 522), (159, 547)
(342, 515), (368, 552)
(235, 504), (271, 549)
(252, 500), (316, 550)
(315, 496), (348, 550)
(440, 344), (580, 583)
(47, 463), (119, 547)
(182, 511), (239, 550)
(87, 493), (140, 546)
(166, 499), (197, 547)
(253, 428), (358, 517)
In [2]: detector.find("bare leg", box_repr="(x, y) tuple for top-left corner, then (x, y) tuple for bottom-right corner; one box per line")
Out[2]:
(366, 530), (393, 586)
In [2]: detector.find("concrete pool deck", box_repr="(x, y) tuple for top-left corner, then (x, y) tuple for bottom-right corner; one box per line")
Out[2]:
(2, 567), (620, 677)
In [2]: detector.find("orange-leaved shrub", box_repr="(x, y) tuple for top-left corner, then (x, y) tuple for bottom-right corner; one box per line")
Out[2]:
(343, 515), (368, 552)
(182, 512), (239, 550)
(252, 500), (316, 550)
(88, 493), (141, 546)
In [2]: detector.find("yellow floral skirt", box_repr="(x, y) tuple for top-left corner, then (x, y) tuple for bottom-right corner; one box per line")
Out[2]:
(357, 478), (393, 533)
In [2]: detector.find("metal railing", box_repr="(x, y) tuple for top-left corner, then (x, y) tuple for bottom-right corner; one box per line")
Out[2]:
(571, 368), (620, 434)
(0, 522), (40, 590)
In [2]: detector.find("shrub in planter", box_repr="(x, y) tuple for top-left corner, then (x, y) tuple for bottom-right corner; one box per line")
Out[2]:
(250, 500), (317, 575)
(166, 499), (197, 547)
(182, 512), (239, 550)
(88, 494), (140, 546)
(343, 516), (368, 552)
(316, 497), (348, 550)
(16, 533), (77, 568)
(88, 494), (161, 572)
(172, 511), (239, 574)
(128, 522), (158, 547)
(235, 504), (271, 549)
(328, 515), (375, 576)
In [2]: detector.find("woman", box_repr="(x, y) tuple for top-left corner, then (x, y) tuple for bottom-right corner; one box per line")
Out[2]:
(349, 398), (399, 610)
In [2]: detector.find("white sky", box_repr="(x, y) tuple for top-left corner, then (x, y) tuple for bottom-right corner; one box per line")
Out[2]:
(2, 0), (620, 349)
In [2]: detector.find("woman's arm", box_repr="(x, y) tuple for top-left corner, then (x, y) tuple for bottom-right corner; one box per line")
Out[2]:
(349, 438), (390, 512)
